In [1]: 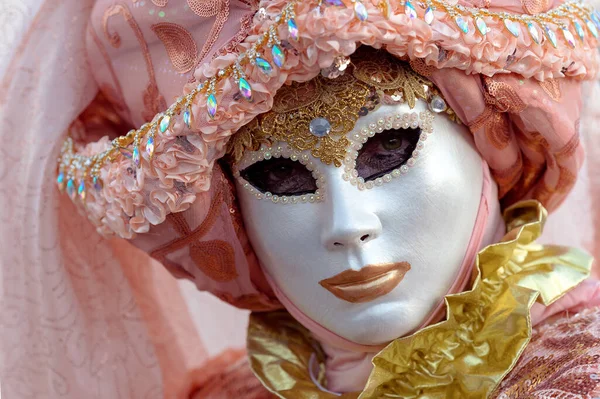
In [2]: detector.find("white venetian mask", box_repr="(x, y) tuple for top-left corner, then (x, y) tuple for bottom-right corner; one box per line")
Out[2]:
(226, 51), (503, 345)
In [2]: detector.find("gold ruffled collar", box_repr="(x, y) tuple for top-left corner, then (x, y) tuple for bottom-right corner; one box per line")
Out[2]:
(247, 200), (593, 398)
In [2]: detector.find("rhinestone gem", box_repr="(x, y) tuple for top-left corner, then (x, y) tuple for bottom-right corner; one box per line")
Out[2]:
(544, 24), (558, 48)
(592, 11), (600, 28)
(325, 0), (343, 5)
(57, 171), (65, 192)
(561, 26), (576, 48)
(67, 178), (76, 200)
(239, 77), (253, 101)
(93, 176), (103, 191)
(455, 16), (469, 34)
(309, 117), (332, 137)
(504, 19), (520, 37)
(405, 1), (417, 19)
(146, 135), (155, 158)
(159, 115), (170, 133)
(424, 7), (434, 24)
(475, 17), (487, 36)
(527, 22), (540, 44)
(354, 1), (368, 21)
(183, 108), (191, 128)
(271, 44), (285, 68)
(586, 19), (598, 38)
(574, 20), (585, 41)
(132, 145), (141, 168)
(287, 18), (299, 41)
(255, 57), (273, 75)
(429, 95), (447, 113)
(78, 180), (86, 202)
(120, 148), (132, 159)
(207, 93), (218, 119)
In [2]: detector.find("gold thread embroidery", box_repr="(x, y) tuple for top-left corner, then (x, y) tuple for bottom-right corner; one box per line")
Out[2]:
(227, 48), (452, 166)
(151, 22), (199, 73)
(103, 3), (166, 122)
(188, 0), (230, 63)
(538, 78), (562, 101)
(190, 240), (237, 282)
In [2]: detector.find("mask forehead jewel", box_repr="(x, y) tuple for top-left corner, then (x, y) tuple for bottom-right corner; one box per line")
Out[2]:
(226, 48), (455, 167)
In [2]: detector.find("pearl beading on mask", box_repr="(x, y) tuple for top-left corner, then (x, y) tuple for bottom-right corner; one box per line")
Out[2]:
(342, 110), (435, 190)
(233, 143), (326, 205)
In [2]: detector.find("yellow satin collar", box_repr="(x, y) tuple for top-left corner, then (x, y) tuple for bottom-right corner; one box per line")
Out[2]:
(247, 200), (593, 398)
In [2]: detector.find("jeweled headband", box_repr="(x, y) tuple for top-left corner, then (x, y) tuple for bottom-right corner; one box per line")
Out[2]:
(57, 0), (600, 238)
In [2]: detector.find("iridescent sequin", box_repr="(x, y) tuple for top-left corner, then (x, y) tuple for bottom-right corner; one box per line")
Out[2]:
(504, 19), (520, 37)
(272, 44), (285, 68)
(239, 77), (253, 101)
(207, 93), (218, 119)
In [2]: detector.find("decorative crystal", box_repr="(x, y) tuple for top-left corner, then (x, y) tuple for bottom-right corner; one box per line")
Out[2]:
(429, 95), (447, 113)
(207, 93), (217, 119)
(354, 1), (368, 22)
(159, 115), (171, 133)
(93, 176), (103, 191)
(424, 7), (434, 24)
(455, 16), (469, 34)
(287, 18), (299, 41)
(561, 26), (576, 48)
(67, 178), (76, 200)
(183, 108), (191, 128)
(119, 148), (132, 159)
(475, 17), (487, 36)
(325, 0), (343, 5)
(309, 117), (332, 137)
(321, 55), (350, 79)
(255, 57), (273, 75)
(57, 171), (65, 192)
(574, 20), (585, 41)
(544, 24), (558, 48)
(405, 1), (417, 19)
(586, 19), (599, 38)
(504, 19), (520, 37)
(146, 135), (155, 158)
(132, 145), (141, 168)
(592, 10), (600, 28)
(239, 77), (253, 101)
(527, 22), (540, 44)
(78, 180), (86, 202)
(272, 44), (285, 68)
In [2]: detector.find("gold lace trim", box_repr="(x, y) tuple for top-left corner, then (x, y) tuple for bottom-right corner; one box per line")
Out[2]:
(246, 200), (593, 399)
(226, 48), (454, 166)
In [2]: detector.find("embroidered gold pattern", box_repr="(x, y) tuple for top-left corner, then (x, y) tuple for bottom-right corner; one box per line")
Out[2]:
(227, 49), (452, 166)
(538, 78), (562, 101)
(151, 22), (199, 73)
(103, 4), (166, 122)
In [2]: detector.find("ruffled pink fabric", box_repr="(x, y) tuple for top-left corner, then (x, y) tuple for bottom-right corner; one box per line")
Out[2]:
(74, 0), (598, 240)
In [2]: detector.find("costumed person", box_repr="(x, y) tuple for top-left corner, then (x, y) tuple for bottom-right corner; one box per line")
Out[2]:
(2, 0), (600, 398)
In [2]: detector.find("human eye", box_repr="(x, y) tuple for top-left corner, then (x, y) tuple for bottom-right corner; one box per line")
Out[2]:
(356, 127), (421, 181)
(240, 157), (317, 196)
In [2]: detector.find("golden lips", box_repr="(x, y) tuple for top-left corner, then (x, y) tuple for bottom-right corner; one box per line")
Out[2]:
(319, 262), (411, 303)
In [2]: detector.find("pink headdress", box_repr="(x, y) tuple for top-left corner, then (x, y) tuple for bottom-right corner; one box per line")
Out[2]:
(55, 0), (598, 310)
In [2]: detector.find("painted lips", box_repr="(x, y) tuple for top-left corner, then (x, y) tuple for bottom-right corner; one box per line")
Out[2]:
(318, 262), (411, 303)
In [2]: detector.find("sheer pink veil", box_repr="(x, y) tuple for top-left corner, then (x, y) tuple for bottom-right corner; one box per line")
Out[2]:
(0, 1), (247, 398)
(1, 1), (599, 399)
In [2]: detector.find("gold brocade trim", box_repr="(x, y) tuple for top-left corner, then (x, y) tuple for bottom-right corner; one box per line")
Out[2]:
(247, 200), (593, 399)
(226, 48), (454, 166)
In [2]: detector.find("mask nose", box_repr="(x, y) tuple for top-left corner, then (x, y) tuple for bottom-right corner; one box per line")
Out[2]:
(321, 177), (382, 251)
